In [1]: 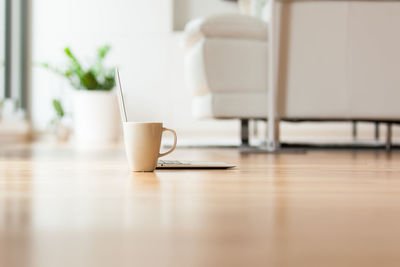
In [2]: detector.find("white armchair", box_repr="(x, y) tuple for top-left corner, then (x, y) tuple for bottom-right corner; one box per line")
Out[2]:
(184, 2), (400, 150)
(184, 14), (269, 145)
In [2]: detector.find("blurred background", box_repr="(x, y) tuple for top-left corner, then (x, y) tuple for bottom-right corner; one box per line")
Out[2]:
(1, 0), (399, 147)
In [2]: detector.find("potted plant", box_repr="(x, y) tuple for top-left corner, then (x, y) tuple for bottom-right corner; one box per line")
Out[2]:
(42, 45), (120, 144)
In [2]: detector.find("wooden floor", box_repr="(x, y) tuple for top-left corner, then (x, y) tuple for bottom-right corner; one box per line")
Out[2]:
(1, 143), (400, 267)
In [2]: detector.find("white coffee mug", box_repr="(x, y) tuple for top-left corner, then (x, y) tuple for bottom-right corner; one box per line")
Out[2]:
(123, 122), (177, 172)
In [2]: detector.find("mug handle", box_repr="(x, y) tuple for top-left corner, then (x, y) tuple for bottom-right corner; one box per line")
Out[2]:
(159, 128), (177, 157)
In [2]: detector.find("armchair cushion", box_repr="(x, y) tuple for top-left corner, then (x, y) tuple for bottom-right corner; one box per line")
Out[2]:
(192, 92), (268, 119)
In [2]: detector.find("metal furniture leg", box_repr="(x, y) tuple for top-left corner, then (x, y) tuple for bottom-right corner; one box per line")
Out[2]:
(266, 0), (280, 152)
(386, 123), (392, 151)
(375, 122), (380, 141)
(352, 120), (357, 140)
(241, 119), (249, 147)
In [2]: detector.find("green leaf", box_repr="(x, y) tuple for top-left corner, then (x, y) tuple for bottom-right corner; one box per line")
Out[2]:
(91, 45), (111, 76)
(97, 45), (111, 60)
(52, 99), (64, 118)
(80, 71), (99, 90)
(104, 75), (115, 90)
(64, 47), (84, 78)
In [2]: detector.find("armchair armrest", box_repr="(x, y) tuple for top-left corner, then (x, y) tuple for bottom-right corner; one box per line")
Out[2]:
(184, 14), (268, 50)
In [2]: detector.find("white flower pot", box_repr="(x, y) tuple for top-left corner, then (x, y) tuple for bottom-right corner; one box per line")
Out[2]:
(73, 90), (120, 144)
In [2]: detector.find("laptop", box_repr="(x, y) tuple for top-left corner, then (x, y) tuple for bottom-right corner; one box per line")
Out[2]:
(115, 68), (235, 170)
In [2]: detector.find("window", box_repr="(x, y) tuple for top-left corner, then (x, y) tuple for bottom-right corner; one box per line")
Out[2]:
(0, 0), (30, 142)
(1, 0), (29, 115)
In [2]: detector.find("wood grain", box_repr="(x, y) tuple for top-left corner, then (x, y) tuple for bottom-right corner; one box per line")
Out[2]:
(1, 143), (400, 267)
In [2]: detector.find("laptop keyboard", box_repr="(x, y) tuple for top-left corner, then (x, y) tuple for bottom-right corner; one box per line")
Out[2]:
(158, 160), (188, 166)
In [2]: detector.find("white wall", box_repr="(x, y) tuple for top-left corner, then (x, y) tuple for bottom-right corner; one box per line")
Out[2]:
(31, 0), (240, 134)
